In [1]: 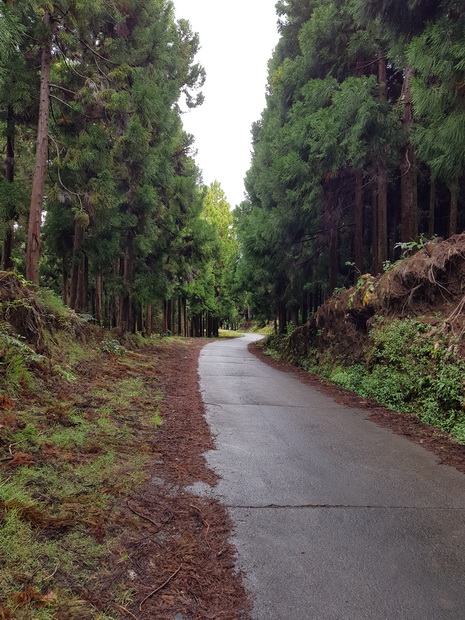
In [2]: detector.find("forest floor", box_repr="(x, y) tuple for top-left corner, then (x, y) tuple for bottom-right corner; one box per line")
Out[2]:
(249, 340), (465, 475)
(0, 337), (250, 619)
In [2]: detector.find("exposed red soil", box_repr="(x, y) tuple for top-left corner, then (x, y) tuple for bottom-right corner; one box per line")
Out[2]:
(249, 341), (465, 476)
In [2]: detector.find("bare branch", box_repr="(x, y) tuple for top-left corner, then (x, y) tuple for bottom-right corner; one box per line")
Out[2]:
(48, 134), (84, 210)
(50, 83), (77, 96)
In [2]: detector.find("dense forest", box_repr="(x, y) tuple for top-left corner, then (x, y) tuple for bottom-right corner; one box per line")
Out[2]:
(0, 0), (240, 336)
(235, 0), (465, 332)
(2, 1), (465, 338)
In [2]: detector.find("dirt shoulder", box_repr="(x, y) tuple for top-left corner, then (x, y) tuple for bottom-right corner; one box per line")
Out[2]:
(248, 341), (465, 476)
(119, 339), (251, 620)
(0, 338), (250, 619)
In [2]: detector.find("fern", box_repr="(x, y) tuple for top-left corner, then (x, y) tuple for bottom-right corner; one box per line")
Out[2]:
(0, 333), (43, 364)
(0, 331), (45, 394)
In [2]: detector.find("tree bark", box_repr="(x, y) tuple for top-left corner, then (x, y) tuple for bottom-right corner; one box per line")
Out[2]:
(62, 256), (69, 306)
(449, 181), (458, 237)
(329, 224), (338, 293)
(69, 221), (85, 310)
(171, 298), (175, 335)
(278, 303), (287, 334)
(400, 66), (417, 242)
(177, 296), (182, 336)
(2, 106), (15, 271)
(166, 299), (172, 334)
(162, 300), (168, 334)
(354, 170), (363, 275)
(301, 293), (308, 325)
(374, 48), (389, 274)
(95, 272), (103, 324)
(75, 253), (88, 313)
(428, 177), (436, 237)
(377, 157), (388, 272)
(371, 183), (379, 273)
(120, 232), (134, 332)
(113, 258), (121, 328)
(26, 10), (53, 284)
(146, 304), (153, 337)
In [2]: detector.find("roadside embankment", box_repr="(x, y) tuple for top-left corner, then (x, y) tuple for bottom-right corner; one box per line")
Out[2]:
(263, 234), (465, 443)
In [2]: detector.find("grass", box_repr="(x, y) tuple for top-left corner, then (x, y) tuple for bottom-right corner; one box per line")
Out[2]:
(240, 322), (274, 336)
(0, 342), (166, 618)
(218, 329), (244, 338)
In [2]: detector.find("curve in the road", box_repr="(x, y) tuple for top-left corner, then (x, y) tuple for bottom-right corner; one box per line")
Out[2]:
(196, 333), (465, 620)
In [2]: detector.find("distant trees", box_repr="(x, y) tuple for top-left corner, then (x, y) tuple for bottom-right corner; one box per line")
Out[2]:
(0, 0), (240, 334)
(236, 0), (465, 331)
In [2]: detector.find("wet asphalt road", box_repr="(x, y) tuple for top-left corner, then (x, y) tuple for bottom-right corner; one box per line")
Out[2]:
(195, 334), (465, 620)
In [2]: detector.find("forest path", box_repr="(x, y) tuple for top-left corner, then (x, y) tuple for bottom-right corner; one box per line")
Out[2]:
(197, 334), (465, 620)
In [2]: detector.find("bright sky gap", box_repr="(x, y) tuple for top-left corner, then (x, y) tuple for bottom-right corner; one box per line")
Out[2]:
(173, 0), (280, 207)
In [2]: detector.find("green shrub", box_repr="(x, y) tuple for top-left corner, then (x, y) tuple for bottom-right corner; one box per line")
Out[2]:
(299, 316), (465, 443)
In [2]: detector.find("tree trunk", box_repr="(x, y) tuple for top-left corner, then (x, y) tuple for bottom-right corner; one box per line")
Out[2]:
(449, 181), (458, 237)
(113, 258), (121, 328)
(167, 299), (173, 334)
(278, 302), (287, 334)
(75, 253), (87, 312)
(371, 183), (379, 273)
(374, 48), (388, 274)
(162, 301), (168, 334)
(378, 49), (387, 100)
(146, 304), (153, 337)
(62, 256), (69, 306)
(177, 296), (182, 336)
(120, 232), (134, 332)
(95, 272), (103, 324)
(354, 170), (363, 274)
(329, 224), (338, 293)
(301, 293), (308, 325)
(377, 157), (388, 272)
(428, 177), (436, 237)
(26, 10), (53, 284)
(69, 221), (85, 310)
(400, 66), (417, 242)
(2, 106), (15, 271)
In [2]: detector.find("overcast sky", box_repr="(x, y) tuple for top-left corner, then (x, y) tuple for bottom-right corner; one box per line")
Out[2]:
(172, 0), (280, 208)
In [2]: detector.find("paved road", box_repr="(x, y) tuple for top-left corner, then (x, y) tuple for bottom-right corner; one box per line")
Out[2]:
(195, 334), (465, 620)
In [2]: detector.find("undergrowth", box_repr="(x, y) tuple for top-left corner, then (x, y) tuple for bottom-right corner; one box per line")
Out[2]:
(0, 281), (168, 618)
(218, 329), (244, 338)
(0, 348), (165, 618)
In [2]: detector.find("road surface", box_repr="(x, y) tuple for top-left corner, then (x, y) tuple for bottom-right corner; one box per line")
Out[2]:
(195, 334), (465, 620)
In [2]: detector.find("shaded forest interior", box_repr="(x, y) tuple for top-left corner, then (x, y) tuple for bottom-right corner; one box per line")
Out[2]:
(1, 1), (465, 335)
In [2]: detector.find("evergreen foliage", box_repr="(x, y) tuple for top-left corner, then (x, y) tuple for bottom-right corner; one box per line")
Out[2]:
(235, 0), (465, 330)
(2, 1), (465, 337)
(0, 0), (238, 335)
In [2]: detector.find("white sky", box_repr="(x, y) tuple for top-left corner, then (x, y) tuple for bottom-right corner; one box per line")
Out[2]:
(173, 0), (280, 208)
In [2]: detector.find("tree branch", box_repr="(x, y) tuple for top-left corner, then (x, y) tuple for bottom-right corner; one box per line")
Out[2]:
(48, 134), (84, 210)
(50, 83), (77, 96)
(50, 93), (101, 120)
